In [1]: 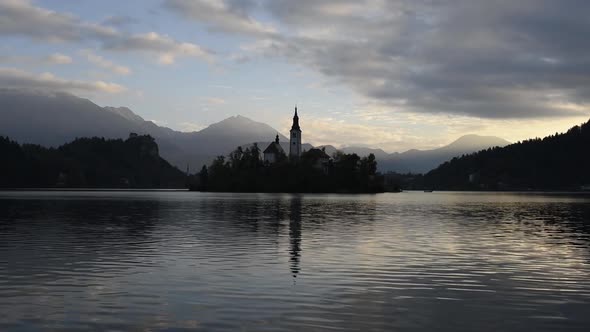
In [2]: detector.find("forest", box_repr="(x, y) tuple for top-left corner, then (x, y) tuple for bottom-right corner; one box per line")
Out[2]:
(423, 118), (590, 190)
(0, 134), (186, 188)
(191, 145), (384, 193)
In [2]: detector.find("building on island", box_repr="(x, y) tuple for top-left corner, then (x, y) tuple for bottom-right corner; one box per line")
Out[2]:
(262, 107), (332, 172)
(289, 106), (302, 159)
(263, 134), (285, 164)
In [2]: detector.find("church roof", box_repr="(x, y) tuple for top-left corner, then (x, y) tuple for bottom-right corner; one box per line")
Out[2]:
(263, 141), (284, 155)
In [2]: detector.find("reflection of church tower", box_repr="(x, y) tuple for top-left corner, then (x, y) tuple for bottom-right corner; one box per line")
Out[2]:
(289, 106), (302, 159)
(289, 196), (302, 278)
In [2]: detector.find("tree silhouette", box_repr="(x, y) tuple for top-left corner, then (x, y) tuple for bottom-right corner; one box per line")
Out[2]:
(0, 134), (186, 188)
(191, 146), (384, 193)
(422, 118), (590, 190)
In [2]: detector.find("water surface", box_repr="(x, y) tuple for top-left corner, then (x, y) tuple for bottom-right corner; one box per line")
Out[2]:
(1, 191), (590, 331)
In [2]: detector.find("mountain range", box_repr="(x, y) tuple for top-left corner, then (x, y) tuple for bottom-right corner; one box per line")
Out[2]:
(0, 89), (509, 174)
(316, 136), (509, 173)
(0, 89), (283, 172)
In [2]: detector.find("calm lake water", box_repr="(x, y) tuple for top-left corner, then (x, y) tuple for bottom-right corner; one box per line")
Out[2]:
(1, 191), (590, 331)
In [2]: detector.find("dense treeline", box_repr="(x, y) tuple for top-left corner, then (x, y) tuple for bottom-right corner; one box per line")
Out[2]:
(0, 134), (186, 188)
(423, 118), (590, 190)
(383, 172), (424, 192)
(191, 145), (384, 193)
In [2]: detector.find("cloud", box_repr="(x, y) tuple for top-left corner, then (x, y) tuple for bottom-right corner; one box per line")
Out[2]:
(0, 0), (213, 64)
(167, 0), (590, 119)
(163, 0), (276, 36)
(283, 113), (412, 152)
(45, 53), (72, 65)
(101, 15), (138, 28)
(0, 0), (116, 42)
(80, 50), (130, 75)
(178, 121), (206, 132)
(204, 97), (226, 105)
(0, 67), (125, 93)
(0, 53), (73, 65)
(102, 32), (213, 64)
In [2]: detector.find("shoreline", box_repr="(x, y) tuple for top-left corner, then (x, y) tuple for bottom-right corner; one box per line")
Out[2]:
(1, 188), (589, 196)
(0, 188), (189, 192)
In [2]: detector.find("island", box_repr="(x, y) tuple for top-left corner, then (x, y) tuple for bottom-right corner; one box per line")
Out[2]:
(190, 107), (384, 193)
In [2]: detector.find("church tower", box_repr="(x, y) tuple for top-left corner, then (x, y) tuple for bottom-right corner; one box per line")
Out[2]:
(289, 106), (302, 159)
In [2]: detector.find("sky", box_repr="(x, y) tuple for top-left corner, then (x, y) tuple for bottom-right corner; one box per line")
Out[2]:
(1, 0), (589, 152)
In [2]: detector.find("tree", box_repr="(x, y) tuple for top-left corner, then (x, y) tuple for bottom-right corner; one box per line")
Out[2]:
(199, 165), (209, 190)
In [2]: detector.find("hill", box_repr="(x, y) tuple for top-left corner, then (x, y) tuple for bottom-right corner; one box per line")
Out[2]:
(320, 135), (510, 173)
(423, 119), (590, 190)
(375, 135), (508, 173)
(0, 134), (186, 188)
(0, 89), (285, 171)
(187, 115), (288, 157)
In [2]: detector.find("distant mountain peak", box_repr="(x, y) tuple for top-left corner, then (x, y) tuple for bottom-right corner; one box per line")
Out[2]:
(223, 114), (260, 124)
(209, 115), (254, 126)
(446, 134), (510, 150)
(201, 115), (286, 139)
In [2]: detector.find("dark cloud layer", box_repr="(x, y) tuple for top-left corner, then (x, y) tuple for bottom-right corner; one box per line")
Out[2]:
(165, 0), (590, 118)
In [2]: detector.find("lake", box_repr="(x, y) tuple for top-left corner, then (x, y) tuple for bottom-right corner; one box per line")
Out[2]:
(1, 191), (590, 331)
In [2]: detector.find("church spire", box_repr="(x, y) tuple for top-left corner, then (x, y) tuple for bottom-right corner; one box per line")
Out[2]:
(289, 105), (302, 159)
(291, 105), (300, 131)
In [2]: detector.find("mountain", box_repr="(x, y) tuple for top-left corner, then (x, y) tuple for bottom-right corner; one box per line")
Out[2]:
(0, 89), (145, 147)
(444, 134), (510, 152)
(320, 136), (509, 174)
(340, 146), (390, 159)
(162, 115), (289, 169)
(423, 119), (590, 190)
(377, 135), (510, 173)
(188, 115), (288, 156)
(0, 89), (285, 172)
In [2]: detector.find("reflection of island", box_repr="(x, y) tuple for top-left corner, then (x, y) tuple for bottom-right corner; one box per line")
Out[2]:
(289, 196), (302, 278)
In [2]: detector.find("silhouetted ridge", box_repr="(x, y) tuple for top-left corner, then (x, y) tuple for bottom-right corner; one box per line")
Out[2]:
(423, 119), (590, 190)
(0, 134), (186, 188)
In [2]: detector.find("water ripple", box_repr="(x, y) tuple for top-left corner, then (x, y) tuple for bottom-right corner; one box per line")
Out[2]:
(1, 191), (590, 331)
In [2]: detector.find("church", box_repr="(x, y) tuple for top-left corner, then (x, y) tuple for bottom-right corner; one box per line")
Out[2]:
(263, 107), (330, 169)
